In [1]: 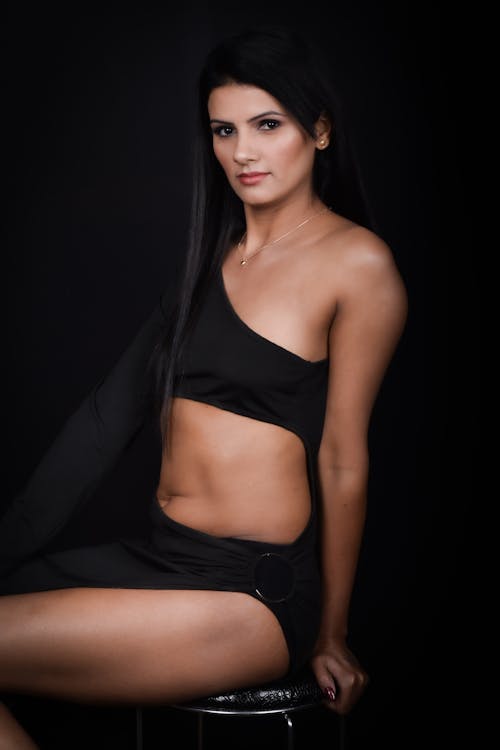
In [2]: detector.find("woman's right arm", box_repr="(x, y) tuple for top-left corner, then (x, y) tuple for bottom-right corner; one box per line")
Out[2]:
(0, 274), (179, 576)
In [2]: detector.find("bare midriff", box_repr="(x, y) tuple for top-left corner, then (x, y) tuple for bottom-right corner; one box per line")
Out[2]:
(155, 397), (312, 544)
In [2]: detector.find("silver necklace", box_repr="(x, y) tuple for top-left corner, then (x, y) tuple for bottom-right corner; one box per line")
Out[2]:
(237, 206), (330, 267)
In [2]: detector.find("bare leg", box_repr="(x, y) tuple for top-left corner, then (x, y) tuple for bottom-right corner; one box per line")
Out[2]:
(0, 587), (289, 704)
(0, 702), (39, 750)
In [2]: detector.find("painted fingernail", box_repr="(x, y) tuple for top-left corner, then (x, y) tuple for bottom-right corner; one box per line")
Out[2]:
(323, 687), (336, 701)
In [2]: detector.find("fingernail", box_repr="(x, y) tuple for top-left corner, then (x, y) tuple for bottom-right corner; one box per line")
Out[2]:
(323, 687), (336, 701)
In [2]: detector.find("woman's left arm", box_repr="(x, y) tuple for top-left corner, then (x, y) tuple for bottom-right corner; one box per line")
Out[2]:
(311, 230), (408, 714)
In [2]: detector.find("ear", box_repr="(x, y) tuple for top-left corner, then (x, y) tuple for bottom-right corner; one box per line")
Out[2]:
(314, 112), (333, 150)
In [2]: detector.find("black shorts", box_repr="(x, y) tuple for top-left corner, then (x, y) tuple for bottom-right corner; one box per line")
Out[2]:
(0, 495), (322, 678)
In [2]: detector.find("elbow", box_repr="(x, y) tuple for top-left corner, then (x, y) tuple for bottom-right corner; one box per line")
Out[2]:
(317, 446), (370, 496)
(317, 442), (369, 476)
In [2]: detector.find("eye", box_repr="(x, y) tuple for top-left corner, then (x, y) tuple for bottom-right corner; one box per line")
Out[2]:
(259, 119), (281, 131)
(212, 125), (234, 137)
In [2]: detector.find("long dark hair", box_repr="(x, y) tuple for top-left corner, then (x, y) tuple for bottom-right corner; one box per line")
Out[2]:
(152, 25), (375, 440)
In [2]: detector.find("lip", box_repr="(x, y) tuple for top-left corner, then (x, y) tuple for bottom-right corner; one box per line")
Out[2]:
(237, 172), (269, 185)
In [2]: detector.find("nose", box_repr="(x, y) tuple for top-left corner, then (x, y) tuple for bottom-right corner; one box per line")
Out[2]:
(233, 131), (257, 165)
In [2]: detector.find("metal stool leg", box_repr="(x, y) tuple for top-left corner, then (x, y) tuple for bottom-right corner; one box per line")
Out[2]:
(135, 707), (143, 750)
(197, 712), (204, 750)
(283, 712), (294, 750)
(339, 715), (347, 750)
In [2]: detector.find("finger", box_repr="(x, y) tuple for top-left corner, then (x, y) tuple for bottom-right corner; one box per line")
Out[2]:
(312, 665), (337, 703)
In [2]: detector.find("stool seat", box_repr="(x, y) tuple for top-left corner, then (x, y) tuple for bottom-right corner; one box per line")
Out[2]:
(172, 666), (325, 714)
(135, 668), (342, 750)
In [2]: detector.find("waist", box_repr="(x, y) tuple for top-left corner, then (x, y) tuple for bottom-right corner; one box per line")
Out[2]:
(149, 493), (318, 560)
(157, 397), (314, 544)
(154, 492), (312, 545)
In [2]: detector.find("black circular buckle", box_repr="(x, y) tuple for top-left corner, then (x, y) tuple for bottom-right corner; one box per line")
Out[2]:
(253, 552), (295, 603)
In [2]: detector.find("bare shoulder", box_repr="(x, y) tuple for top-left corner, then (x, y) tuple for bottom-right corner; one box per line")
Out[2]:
(317, 219), (408, 316)
(319, 220), (400, 279)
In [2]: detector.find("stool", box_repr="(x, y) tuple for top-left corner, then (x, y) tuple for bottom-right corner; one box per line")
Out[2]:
(135, 666), (346, 749)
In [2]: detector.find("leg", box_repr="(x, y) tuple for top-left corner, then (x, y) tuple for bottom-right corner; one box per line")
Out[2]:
(0, 587), (289, 704)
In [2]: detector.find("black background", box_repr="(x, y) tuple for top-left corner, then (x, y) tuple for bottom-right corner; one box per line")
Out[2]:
(3, 2), (477, 748)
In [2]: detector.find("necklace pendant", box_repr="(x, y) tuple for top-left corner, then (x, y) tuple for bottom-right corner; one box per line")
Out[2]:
(240, 258), (248, 266)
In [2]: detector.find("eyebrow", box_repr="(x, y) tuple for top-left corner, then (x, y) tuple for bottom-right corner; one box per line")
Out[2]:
(209, 110), (286, 125)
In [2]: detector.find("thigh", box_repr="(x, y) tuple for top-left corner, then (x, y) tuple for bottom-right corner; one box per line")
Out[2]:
(0, 587), (289, 704)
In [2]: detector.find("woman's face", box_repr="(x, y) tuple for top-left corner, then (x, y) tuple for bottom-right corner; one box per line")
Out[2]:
(207, 83), (318, 207)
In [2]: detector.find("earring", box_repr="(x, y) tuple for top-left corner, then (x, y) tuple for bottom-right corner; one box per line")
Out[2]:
(317, 138), (328, 149)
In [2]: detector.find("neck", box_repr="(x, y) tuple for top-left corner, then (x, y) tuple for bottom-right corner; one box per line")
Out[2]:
(241, 196), (325, 254)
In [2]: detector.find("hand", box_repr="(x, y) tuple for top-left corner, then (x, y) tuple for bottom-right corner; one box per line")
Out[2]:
(310, 636), (369, 715)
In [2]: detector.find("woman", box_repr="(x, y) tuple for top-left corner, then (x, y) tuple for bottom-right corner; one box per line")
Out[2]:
(0, 26), (407, 746)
